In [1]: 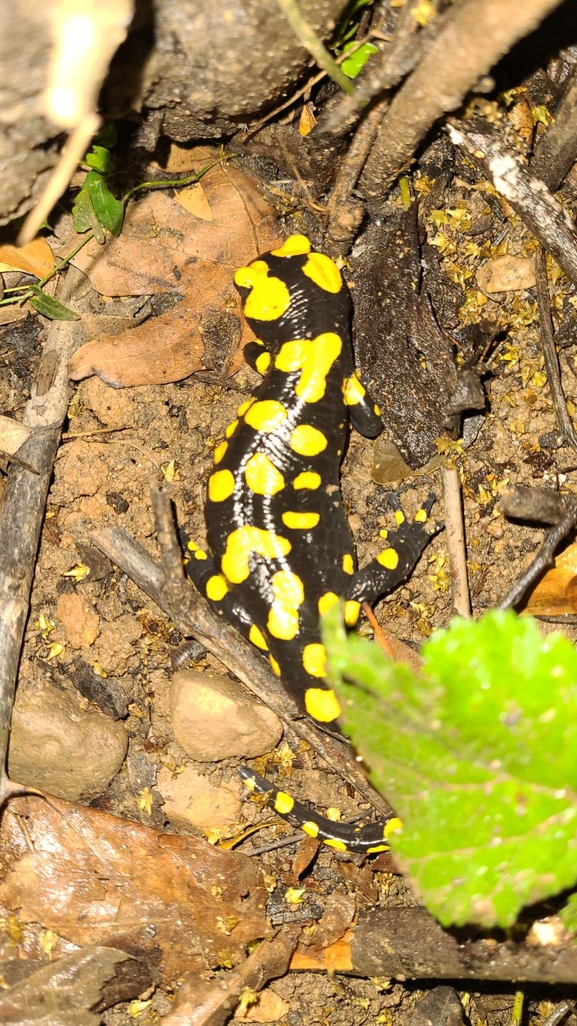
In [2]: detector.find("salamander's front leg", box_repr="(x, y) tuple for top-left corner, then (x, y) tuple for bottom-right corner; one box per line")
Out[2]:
(181, 533), (270, 653)
(348, 494), (438, 605)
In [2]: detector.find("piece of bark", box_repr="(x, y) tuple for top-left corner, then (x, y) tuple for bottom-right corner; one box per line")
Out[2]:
(531, 63), (577, 192)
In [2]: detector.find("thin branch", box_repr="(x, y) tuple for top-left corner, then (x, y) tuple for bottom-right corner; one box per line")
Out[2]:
(441, 464), (471, 617)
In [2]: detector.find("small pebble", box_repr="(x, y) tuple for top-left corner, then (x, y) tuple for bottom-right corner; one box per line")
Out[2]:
(157, 765), (242, 834)
(476, 255), (535, 293)
(170, 669), (283, 761)
(8, 685), (127, 800)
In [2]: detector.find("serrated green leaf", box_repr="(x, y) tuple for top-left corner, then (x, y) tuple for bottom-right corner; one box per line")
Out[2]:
(83, 174), (124, 236)
(29, 286), (80, 320)
(84, 145), (115, 173)
(341, 42), (378, 78)
(324, 607), (577, 930)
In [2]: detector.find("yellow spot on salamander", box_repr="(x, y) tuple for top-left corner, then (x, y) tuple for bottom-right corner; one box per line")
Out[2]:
(293, 471), (321, 490)
(377, 547), (400, 570)
(343, 372), (366, 406)
(366, 843), (390, 854)
(237, 398), (256, 417)
(414, 507), (428, 523)
(324, 837), (348, 851)
(267, 570), (305, 640)
(208, 468), (235, 502)
(384, 816), (403, 839)
(305, 686), (341, 722)
(206, 574), (229, 602)
(255, 351), (271, 375)
(225, 419), (239, 438)
(302, 820), (319, 839)
(289, 424), (327, 456)
(318, 592), (339, 617)
(269, 654), (281, 676)
(221, 526), (291, 584)
(275, 333), (342, 403)
(234, 260), (291, 321)
(249, 624), (269, 651)
(302, 644), (328, 678)
(395, 510), (405, 525)
(344, 600), (361, 626)
(274, 791), (295, 815)
(244, 399), (287, 432)
(271, 235), (312, 257)
(213, 440), (228, 464)
(342, 553), (355, 575)
(281, 511), (320, 530)
(194, 549), (208, 561)
(374, 403), (381, 416)
(244, 452), (285, 496)
(303, 252), (342, 294)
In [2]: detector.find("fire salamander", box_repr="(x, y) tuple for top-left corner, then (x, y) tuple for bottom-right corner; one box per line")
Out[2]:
(183, 234), (436, 854)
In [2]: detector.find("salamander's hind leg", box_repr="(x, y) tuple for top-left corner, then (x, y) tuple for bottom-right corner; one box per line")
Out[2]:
(180, 532), (270, 652)
(348, 494), (439, 604)
(243, 340), (271, 376)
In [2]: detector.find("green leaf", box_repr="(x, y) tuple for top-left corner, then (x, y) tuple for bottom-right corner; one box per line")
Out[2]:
(84, 145), (115, 173)
(83, 173), (124, 236)
(71, 188), (105, 242)
(29, 285), (80, 320)
(94, 123), (117, 149)
(341, 42), (378, 78)
(324, 607), (577, 930)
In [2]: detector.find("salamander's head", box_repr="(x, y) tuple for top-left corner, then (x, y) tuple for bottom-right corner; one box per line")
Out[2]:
(234, 234), (351, 348)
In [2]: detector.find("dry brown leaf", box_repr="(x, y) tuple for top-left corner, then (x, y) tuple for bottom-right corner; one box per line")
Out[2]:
(68, 150), (281, 387)
(176, 182), (214, 220)
(0, 796), (269, 985)
(0, 237), (54, 277)
(523, 541), (577, 616)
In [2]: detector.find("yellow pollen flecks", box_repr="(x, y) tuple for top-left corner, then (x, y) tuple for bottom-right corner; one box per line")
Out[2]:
(249, 624), (269, 651)
(324, 837), (348, 852)
(302, 643), (328, 678)
(244, 399), (288, 432)
(206, 574), (229, 602)
(384, 816), (403, 839)
(344, 600), (361, 626)
(303, 252), (342, 293)
(395, 510), (405, 525)
(414, 508), (428, 523)
(302, 820), (319, 839)
(305, 683), (340, 723)
(255, 351), (271, 375)
(221, 526), (291, 584)
(343, 372), (366, 406)
(267, 570), (305, 641)
(234, 261), (291, 321)
(274, 791), (294, 815)
(342, 553), (355, 575)
(275, 333), (342, 403)
(208, 468), (235, 502)
(318, 592), (340, 617)
(290, 424), (327, 457)
(269, 654), (281, 676)
(213, 440), (228, 464)
(271, 235), (312, 257)
(281, 511), (320, 530)
(225, 418), (239, 438)
(377, 547), (400, 570)
(293, 471), (321, 490)
(244, 452), (285, 496)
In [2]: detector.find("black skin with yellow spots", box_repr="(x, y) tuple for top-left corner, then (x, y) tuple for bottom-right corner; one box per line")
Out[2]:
(239, 766), (401, 855)
(183, 235), (437, 853)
